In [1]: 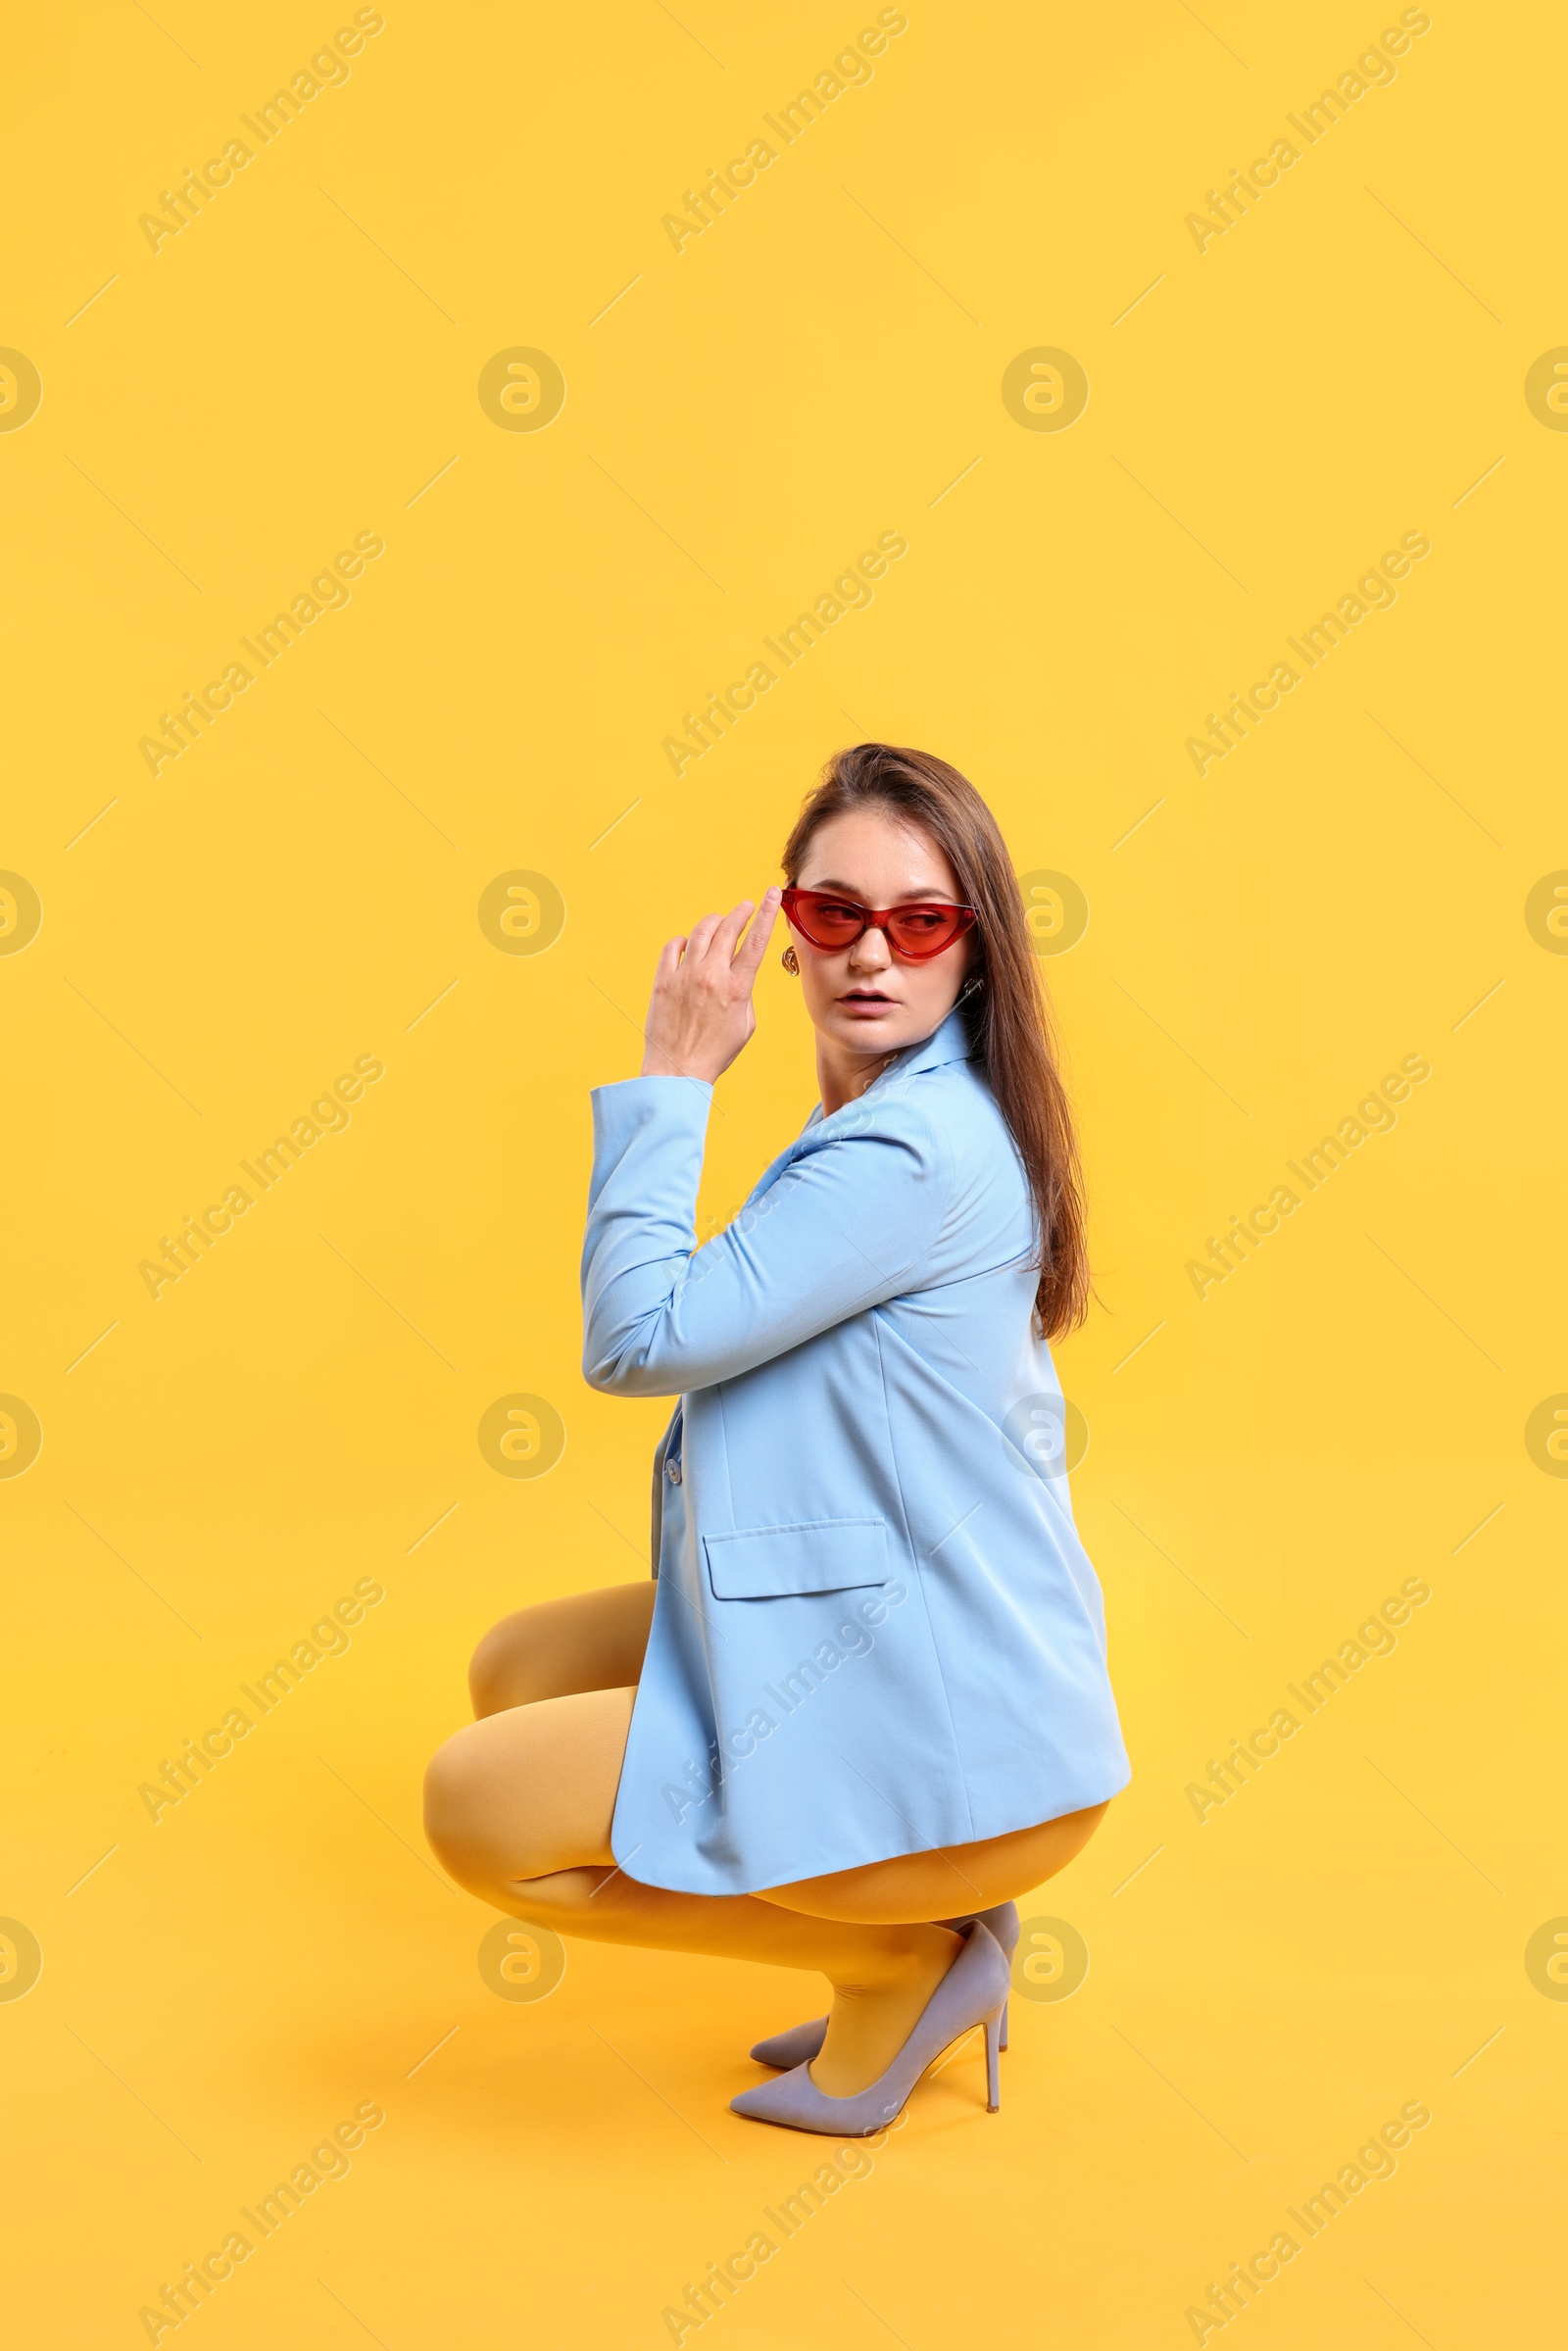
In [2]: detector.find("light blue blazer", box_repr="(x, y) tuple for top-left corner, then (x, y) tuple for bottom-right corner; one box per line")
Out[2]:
(581, 1007), (1130, 1897)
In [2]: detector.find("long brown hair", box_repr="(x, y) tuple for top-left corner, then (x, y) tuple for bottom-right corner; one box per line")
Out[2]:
(781, 742), (1089, 1340)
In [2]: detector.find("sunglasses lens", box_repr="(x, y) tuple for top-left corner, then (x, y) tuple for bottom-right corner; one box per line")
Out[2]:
(785, 892), (974, 957)
(792, 894), (864, 947)
(887, 906), (965, 955)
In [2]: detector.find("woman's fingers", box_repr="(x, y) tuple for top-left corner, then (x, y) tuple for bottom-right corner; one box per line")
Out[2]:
(640, 890), (779, 1082)
(679, 911), (723, 969)
(669, 896), (778, 986)
(733, 889), (781, 981)
(708, 898), (759, 972)
(708, 891), (778, 985)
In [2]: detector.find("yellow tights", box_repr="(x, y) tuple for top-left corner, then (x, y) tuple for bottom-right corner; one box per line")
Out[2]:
(423, 1582), (1106, 2096)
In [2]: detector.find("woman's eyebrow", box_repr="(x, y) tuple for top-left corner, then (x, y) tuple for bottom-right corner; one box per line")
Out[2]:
(799, 876), (953, 902)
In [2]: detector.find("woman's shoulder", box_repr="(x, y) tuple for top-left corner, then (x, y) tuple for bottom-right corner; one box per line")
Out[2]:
(875, 1037), (1004, 1133)
(798, 1046), (1004, 1180)
(800, 1074), (949, 1166)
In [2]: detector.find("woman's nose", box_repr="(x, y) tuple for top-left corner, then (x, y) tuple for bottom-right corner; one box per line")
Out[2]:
(849, 925), (892, 971)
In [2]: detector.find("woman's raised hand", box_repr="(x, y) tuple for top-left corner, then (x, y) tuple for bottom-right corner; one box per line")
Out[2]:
(640, 889), (782, 1083)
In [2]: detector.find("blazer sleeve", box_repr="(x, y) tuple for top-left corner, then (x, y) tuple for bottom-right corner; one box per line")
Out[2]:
(580, 1074), (956, 1396)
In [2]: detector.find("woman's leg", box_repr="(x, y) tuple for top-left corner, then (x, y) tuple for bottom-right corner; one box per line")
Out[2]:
(751, 1805), (1109, 2090)
(427, 1583), (1109, 2096)
(422, 1688), (961, 2092)
(466, 1581), (657, 1717)
(761, 1802), (1111, 1927)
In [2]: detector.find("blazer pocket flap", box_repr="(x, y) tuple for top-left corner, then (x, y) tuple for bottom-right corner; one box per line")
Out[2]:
(704, 1518), (889, 1600)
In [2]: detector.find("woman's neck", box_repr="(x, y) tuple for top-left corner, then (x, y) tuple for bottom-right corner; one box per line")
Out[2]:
(815, 1034), (903, 1116)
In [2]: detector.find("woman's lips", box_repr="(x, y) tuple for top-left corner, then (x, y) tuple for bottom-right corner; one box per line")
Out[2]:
(840, 990), (896, 1010)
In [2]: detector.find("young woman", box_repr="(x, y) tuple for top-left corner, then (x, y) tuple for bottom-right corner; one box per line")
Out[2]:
(424, 742), (1129, 2135)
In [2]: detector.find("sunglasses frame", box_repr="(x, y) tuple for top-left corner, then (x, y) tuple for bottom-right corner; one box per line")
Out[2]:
(781, 886), (979, 963)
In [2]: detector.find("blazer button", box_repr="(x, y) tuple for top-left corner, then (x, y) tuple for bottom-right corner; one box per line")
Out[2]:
(665, 1459), (682, 1485)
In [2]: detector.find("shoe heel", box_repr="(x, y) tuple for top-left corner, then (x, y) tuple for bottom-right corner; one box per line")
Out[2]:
(731, 1919), (1012, 2137)
(999, 1994), (1008, 2053)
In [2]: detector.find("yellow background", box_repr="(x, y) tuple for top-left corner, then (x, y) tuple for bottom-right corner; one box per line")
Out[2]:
(4, 0), (1563, 2342)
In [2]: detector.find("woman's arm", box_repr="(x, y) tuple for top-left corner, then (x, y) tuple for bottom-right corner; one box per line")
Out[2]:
(580, 1080), (954, 1396)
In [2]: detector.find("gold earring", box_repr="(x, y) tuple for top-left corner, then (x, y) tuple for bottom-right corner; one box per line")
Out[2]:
(781, 946), (800, 975)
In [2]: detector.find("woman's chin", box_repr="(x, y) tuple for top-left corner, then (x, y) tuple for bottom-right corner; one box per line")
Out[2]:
(823, 1011), (923, 1059)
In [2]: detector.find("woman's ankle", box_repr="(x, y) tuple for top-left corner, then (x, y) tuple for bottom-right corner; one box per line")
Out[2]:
(809, 1927), (965, 2094)
(828, 1922), (960, 1996)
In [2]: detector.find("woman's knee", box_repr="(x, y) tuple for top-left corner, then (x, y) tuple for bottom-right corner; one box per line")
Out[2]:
(467, 1612), (534, 1718)
(466, 1585), (654, 1717)
(422, 1724), (503, 1885)
(422, 1722), (599, 1915)
(424, 1690), (625, 1891)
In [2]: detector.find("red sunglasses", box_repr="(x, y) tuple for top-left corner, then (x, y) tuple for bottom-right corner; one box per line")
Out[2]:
(781, 886), (978, 961)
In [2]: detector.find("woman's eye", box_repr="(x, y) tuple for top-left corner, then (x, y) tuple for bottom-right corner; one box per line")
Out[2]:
(898, 910), (943, 932)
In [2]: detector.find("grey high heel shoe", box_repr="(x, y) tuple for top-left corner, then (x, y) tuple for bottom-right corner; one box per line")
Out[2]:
(749, 1900), (1019, 2069)
(730, 1919), (1011, 2136)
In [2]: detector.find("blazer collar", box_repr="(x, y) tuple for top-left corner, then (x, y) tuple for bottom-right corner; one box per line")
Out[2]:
(797, 1006), (975, 1140)
(877, 1004), (975, 1085)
